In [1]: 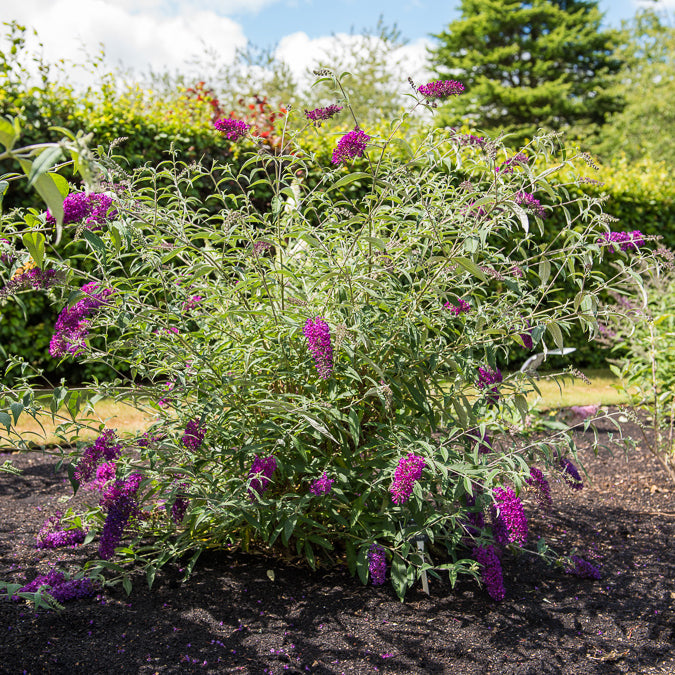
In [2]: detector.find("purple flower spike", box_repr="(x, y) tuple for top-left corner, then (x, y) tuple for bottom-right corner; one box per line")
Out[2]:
(476, 366), (503, 405)
(445, 298), (471, 315)
(49, 282), (113, 358)
(331, 127), (370, 165)
(559, 457), (583, 490)
(525, 467), (552, 510)
(304, 105), (342, 125)
(368, 544), (387, 585)
(15, 572), (97, 603)
(418, 79), (464, 99)
(36, 513), (86, 550)
(496, 153), (529, 174)
(303, 317), (334, 378)
(472, 545), (505, 601)
(490, 486), (528, 547)
(214, 117), (251, 141)
(599, 230), (645, 252)
(515, 190), (546, 218)
(248, 455), (277, 498)
(75, 429), (122, 482)
(310, 471), (334, 496)
(390, 453), (426, 505)
(565, 555), (601, 579)
(98, 473), (143, 560)
(181, 418), (206, 451)
(45, 192), (117, 228)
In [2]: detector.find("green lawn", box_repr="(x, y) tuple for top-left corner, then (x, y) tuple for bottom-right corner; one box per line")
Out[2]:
(3, 369), (626, 448)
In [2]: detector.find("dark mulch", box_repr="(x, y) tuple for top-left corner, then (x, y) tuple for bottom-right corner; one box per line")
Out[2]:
(1, 412), (674, 675)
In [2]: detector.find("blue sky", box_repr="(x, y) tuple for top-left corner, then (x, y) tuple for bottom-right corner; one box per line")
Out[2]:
(6, 0), (671, 87)
(234, 0), (645, 49)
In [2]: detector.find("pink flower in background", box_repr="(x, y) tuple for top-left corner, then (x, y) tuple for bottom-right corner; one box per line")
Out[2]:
(570, 404), (599, 419)
(417, 79), (464, 99)
(214, 117), (251, 141)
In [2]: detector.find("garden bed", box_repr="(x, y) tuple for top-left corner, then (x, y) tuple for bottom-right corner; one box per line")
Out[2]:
(0, 412), (673, 674)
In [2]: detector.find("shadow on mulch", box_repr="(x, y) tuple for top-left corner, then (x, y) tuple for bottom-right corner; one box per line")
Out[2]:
(0, 413), (674, 674)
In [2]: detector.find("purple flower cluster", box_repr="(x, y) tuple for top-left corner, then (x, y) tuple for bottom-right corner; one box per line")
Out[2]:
(417, 79), (465, 99)
(98, 473), (143, 559)
(496, 153), (529, 174)
(75, 429), (123, 482)
(182, 295), (203, 313)
(445, 298), (471, 315)
(525, 467), (552, 510)
(390, 453), (426, 505)
(559, 457), (583, 490)
(491, 486), (528, 546)
(519, 320), (534, 350)
(304, 105), (342, 125)
(45, 192), (116, 228)
(171, 482), (190, 524)
(599, 230), (645, 252)
(565, 555), (601, 579)
(36, 513), (86, 549)
(331, 127), (370, 165)
(514, 190), (546, 218)
(476, 366), (503, 405)
(458, 134), (486, 147)
(368, 544), (387, 585)
(252, 240), (273, 257)
(16, 570), (97, 603)
(570, 404), (599, 419)
(181, 418), (206, 450)
(472, 544), (505, 601)
(310, 471), (334, 496)
(0, 267), (65, 299)
(303, 317), (334, 378)
(214, 117), (251, 141)
(49, 282), (113, 358)
(248, 455), (277, 498)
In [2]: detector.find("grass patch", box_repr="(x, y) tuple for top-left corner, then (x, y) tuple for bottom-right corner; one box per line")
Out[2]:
(525, 368), (628, 410)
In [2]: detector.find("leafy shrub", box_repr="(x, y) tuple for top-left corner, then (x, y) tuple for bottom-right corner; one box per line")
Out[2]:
(607, 266), (675, 483)
(1, 74), (661, 600)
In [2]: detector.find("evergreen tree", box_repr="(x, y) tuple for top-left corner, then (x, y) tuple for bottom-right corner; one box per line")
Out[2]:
(429, 0), (624, 143)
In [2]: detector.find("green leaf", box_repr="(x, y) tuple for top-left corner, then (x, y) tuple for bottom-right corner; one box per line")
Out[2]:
(83, 229), (107, 258)
(18, 160), (64, 239)
(547, 322), (564, 351)
(48, 172), (69, 198)
(451, 257), (487, 281)
(122, 576), (132, 596)
(0, 412), (11, 432)
(0, 117), (18, 151)
(390, 555), (409, 600)
(27, 146), (65, 188)
(147, 566), (156, 589)
(328, 172), (371, 192)
(282, 514), (298, 546)
(22, 231), (46, 269)
(538, 259), (551, 287)
(356, 545), (369, 585)
(10, 402), (23, 425)
(0, 180), (8, 211)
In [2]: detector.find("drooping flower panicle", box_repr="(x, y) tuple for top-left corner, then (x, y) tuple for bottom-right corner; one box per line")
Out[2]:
(472, 544), (505, 601)
(303, 317), (334, 378)
(15, 571), (97, 603)
(559, 457), (583, 490)
(45, 192), (117, 228)
(565, 555), (601, 579)
(476, 366), (503, 405)
(368, 544), (387, 585)
(310, 471), (335, 496)
(445, 298), (471, 315)
(98, 473), (143, 560)
(525, 467), (552, 510)
(304, 105), (343, 125)
(515, 190), (546, 218)
(248, 455), (277, 498)
(36, 513), (86, 550)
(49, 282), (113, 358)
(181, 418), (206, 451)
(490, 486), (528, 546)
(390, 453), (426, 505)
(74, 429), (123, 482)
(331, 127), (370, 165)
(599, 230), (645, 252)
(0, 266), (65, 299)
(214, 117), (251, 141)
(417, 79), (465, 99)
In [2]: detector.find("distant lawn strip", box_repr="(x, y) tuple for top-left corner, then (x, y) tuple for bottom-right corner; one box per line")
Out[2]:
(3, 369), (626, 449)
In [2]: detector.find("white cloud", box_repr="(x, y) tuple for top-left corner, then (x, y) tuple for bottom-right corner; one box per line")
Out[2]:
(634, 0), (675, 8)
(275, 31), (432, 92)
(4, 0), (248, 82)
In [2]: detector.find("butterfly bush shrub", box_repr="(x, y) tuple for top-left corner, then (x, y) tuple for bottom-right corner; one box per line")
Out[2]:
(0, 73), (663, 600)
(604, 264), (675, 483)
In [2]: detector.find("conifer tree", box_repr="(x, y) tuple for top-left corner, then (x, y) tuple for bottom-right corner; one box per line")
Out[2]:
(429, 0), (624, 143)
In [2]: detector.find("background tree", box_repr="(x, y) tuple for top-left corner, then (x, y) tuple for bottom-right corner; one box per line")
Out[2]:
(595, 8), (675, 164)
(429, 0), (625, 144)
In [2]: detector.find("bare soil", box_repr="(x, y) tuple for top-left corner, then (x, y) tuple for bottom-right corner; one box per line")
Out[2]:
(0, 412), (674, 674)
